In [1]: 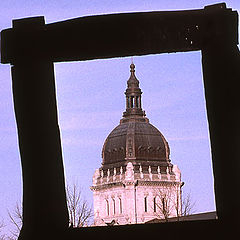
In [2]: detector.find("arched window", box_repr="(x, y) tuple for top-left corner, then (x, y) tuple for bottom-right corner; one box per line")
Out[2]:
(106, 199), (109, 216)
(112, 198), (116, 215)
(153, 197), (157, 212)
(144, 196), (148, 212)
(119, 197), (122, 214)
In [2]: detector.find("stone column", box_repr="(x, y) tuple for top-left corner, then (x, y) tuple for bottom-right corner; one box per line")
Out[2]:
(126, 96), (129, 109)
(134, 96), (137, 108)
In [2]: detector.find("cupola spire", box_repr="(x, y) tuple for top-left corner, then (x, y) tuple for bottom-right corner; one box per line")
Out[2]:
(122, 62), (146, 119)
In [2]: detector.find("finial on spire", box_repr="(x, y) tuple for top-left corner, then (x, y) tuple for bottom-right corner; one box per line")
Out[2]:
(130, 63), (135, 73)
(130, 57), (135, 73)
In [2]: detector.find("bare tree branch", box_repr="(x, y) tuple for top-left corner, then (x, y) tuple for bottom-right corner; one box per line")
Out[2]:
(66, 182), (93, 227)
(0, 220), (5, 231)
(155, 186), (175, 222)
(181, 192), (196, 217)
(0, 219), (6, 240)
(7, 182), (93, 237)
(154, 185), (195, 222)
(7, 202), (23, 239)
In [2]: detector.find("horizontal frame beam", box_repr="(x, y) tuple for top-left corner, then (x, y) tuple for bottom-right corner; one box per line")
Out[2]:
(1, 3), (238, 63)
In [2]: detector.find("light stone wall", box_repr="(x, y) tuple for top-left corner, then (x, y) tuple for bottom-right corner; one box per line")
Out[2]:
(92, 184), (133, 225)
(91, 162), (182, 226)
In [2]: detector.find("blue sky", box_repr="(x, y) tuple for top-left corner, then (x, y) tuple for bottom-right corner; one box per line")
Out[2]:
(1, 0), (240, 234)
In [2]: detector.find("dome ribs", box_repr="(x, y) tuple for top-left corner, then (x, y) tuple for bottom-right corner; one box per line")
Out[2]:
(102, 63), (171, 170)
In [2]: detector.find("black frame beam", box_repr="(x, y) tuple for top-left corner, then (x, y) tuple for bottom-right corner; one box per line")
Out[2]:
(1, 2), (240, 240)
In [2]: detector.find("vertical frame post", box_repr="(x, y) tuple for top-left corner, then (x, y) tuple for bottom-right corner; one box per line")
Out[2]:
(10, 17), (69, 239)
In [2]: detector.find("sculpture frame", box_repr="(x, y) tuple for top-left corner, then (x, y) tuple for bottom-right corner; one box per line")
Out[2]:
(1, 2), (240, 239)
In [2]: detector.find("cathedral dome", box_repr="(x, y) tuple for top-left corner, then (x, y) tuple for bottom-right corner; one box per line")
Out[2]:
(101, 63), (170, 169)
(91, 63), (181, 227)
(102, 120), (170, 166)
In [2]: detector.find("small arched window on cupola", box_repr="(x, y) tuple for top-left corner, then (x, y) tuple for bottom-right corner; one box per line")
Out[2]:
(130, 96), (134, 108)
(135, 96), (139, 108)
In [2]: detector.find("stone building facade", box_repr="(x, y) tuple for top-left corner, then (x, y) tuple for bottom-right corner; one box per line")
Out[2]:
(91, 63), (182, 226)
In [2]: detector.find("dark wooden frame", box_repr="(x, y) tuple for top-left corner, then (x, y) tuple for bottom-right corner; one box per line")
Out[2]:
(1, 2), (240, 239)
